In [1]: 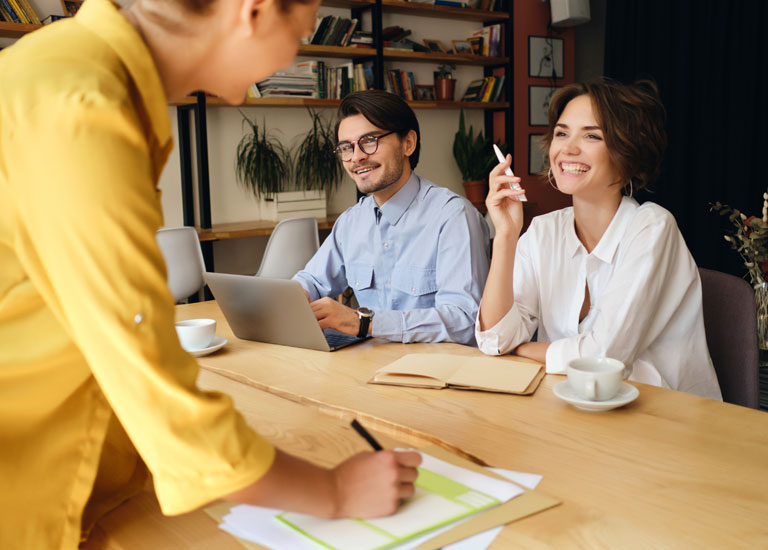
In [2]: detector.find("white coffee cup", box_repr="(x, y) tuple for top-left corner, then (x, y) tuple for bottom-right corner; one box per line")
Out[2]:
(567, 357), (625, 401)
(175, 319), (216, 351)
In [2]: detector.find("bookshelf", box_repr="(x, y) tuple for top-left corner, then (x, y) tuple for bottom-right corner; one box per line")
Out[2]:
(0, 21), (41, 38)
(4, 1), (514, 272)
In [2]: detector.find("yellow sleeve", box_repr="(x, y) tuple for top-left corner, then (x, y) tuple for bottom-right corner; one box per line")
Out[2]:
(5, 76), (275, 515)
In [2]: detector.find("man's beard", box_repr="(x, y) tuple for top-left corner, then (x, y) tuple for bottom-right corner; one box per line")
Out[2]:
(351, 157), (406, 195)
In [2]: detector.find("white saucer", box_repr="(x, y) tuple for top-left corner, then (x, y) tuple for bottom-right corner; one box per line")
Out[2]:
(553, 380), (639, 411)
(185, 336), (228, 357)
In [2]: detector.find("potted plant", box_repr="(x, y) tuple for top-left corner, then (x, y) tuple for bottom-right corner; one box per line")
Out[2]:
(434, 63), (456, 101)
(452, 110), (503, 213)
(236, 110), (291, 200)
(293, 108), (344, 194)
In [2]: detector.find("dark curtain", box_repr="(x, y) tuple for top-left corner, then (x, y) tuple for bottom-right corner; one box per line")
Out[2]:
(604, 0), (768, 277)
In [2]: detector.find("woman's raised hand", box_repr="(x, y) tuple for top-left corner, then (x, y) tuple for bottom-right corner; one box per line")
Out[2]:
(486, 154), (526, 238)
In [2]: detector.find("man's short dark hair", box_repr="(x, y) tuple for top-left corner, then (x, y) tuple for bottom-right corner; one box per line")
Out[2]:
(335, 90), (421, 170)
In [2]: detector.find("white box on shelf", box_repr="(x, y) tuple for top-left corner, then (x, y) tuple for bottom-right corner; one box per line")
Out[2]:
(259, 190), (327, 221)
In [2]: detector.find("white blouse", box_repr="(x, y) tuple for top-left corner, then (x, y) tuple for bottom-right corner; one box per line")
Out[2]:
(476, 197), (722, 400)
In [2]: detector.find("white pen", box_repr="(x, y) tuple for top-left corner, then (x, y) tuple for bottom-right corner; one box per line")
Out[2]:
(492, 143), (527, 202)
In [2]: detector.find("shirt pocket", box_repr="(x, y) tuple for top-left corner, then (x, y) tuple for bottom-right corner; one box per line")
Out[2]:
(347, 263), (374, 291)
(392, 268), (438, 297)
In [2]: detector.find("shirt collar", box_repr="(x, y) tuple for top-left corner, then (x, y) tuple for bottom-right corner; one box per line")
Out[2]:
(75, 0), (172, 148)
(378, 173), (421, 226)
(566, 196), (639, 263)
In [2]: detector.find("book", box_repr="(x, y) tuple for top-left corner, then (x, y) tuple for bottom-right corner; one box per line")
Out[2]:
(434, 0), (468, 6)
(16, 0), (40, 24)
(0, 1), (15, 22)
(340, 18), (358, 46)
(461, 78), (487, 101)
(481, 76), (496, 102)
(310, 15), (333, 45)
(3, 0), (24, 23)
(369, 354), (545, 395)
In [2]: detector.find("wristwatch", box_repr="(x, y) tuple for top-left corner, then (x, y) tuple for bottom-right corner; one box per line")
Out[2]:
(356, 307), (374, 338)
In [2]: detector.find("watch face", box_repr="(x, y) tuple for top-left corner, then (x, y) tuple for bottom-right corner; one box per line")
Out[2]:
(358, 307), (373, 317)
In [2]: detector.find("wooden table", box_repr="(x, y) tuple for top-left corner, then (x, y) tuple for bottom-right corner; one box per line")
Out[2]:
(91, 301), (768, 548)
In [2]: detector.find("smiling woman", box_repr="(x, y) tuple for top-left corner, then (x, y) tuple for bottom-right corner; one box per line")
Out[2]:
(476, 78), (722, 401)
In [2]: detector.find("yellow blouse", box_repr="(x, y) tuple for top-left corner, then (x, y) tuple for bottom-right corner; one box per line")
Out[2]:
(0, 0), (275, 547)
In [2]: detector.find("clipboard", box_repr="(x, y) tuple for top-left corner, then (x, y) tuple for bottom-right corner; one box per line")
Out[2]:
(204, 446), (560, 550)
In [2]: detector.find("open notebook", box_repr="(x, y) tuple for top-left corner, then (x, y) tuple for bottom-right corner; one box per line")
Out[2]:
(369, 354), (545, 395)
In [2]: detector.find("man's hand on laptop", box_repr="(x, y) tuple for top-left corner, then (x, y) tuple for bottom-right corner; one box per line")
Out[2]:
(311, 298), (363, 336)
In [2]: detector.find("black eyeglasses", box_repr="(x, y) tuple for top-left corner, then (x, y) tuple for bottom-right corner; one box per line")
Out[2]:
(333, 132), (394, 161)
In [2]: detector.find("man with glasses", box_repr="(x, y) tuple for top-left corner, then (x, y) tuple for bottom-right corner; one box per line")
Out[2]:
(293, 90), (490, 345)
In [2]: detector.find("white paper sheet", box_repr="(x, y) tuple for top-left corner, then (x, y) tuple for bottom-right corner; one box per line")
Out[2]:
(216, 457), (541, 550)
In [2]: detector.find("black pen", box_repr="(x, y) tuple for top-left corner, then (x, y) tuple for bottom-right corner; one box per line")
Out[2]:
(350, 419), (383, 451)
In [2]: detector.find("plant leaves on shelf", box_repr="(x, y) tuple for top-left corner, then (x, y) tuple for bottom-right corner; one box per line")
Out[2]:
(236, 111), (291, 199)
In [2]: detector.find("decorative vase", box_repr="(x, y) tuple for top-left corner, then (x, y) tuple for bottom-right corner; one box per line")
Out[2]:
(435, 78), (456, 101)
(462, 179), (488, 214)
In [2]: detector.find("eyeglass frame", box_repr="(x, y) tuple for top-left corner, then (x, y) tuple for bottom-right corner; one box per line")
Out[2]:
(333, 131), (395, 162)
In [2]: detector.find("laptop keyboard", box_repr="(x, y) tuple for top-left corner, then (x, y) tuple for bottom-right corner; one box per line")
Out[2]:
(325, 332), (361, 349)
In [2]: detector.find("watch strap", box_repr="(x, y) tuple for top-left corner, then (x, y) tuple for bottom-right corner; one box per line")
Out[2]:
(357, 313), (371, 338)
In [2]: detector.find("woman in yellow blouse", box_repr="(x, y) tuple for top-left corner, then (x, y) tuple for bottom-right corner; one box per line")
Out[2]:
(0, 0), (421, 547)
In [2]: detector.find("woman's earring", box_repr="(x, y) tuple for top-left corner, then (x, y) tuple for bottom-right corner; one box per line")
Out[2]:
(626, 179), (634, 199)
(548, 167), (559, 191)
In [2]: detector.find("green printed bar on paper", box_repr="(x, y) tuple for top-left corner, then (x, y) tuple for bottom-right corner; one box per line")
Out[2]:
(276, 465), (501, 550)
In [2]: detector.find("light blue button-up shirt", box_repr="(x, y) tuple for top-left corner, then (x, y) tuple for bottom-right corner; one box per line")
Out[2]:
(294, 174), (490, 345)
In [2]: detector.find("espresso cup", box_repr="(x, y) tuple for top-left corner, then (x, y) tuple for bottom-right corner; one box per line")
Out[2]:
(567, 357), (625, 401)
(175, 319), (216, 351)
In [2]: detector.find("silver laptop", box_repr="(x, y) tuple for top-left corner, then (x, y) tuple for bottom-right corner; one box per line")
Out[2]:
(203, 272), (368, 352)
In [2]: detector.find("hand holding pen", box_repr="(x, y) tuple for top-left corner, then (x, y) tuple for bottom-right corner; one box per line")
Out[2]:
(493, 144), (527, 202)
(487, 145), (527, 237)
(326, 420), (421, 517)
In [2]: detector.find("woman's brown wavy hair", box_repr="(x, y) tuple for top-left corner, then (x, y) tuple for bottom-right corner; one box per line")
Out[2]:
(541, 78), (667, 194)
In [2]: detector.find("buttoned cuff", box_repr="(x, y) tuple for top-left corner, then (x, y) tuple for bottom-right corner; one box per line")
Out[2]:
(371, 310), (403, 342)
(475, 303), (524, 356)
(292, 276), (320, 301)
(475, 319), (502, 355)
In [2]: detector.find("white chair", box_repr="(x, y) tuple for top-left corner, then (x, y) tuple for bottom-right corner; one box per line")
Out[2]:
(256, 217), (320, 279)
(156, 226), (206, 302)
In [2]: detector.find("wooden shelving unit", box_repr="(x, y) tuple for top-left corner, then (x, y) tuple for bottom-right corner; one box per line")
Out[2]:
(197, 217), (340, 242)
(381, 0), (509, 22)
(382, 50), (507, 66)
(298, 44), (376, 59)
(0, 21), (41, 38)
(171, 96), (508, 109)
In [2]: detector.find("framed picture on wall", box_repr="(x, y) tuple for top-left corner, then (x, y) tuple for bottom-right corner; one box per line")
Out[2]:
(529, 85), (561, 126)
(415, 85), (436, 101)
(528, 36), (564, 79)
(529, 134), (547, 176)
(61, 0), (83, 16)
(423, 39), (447, 53)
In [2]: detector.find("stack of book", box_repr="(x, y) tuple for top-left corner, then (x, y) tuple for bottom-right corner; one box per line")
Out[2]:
(317, 61), (375, 99)
(306, 15), (359, 47)
(383, 69), (418, 101)
(470, 23), (503, 57)
(460, 75), (506, 102)
(349, 31), (374, 48)
(253, 61), (319, 98)
(0, 0), (41, 24)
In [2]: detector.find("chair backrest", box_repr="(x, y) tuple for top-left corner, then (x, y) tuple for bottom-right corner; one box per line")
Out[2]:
(156, 227), (206, 302)
(256, 217), (320, 279)
(698, 268), (760, 408)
